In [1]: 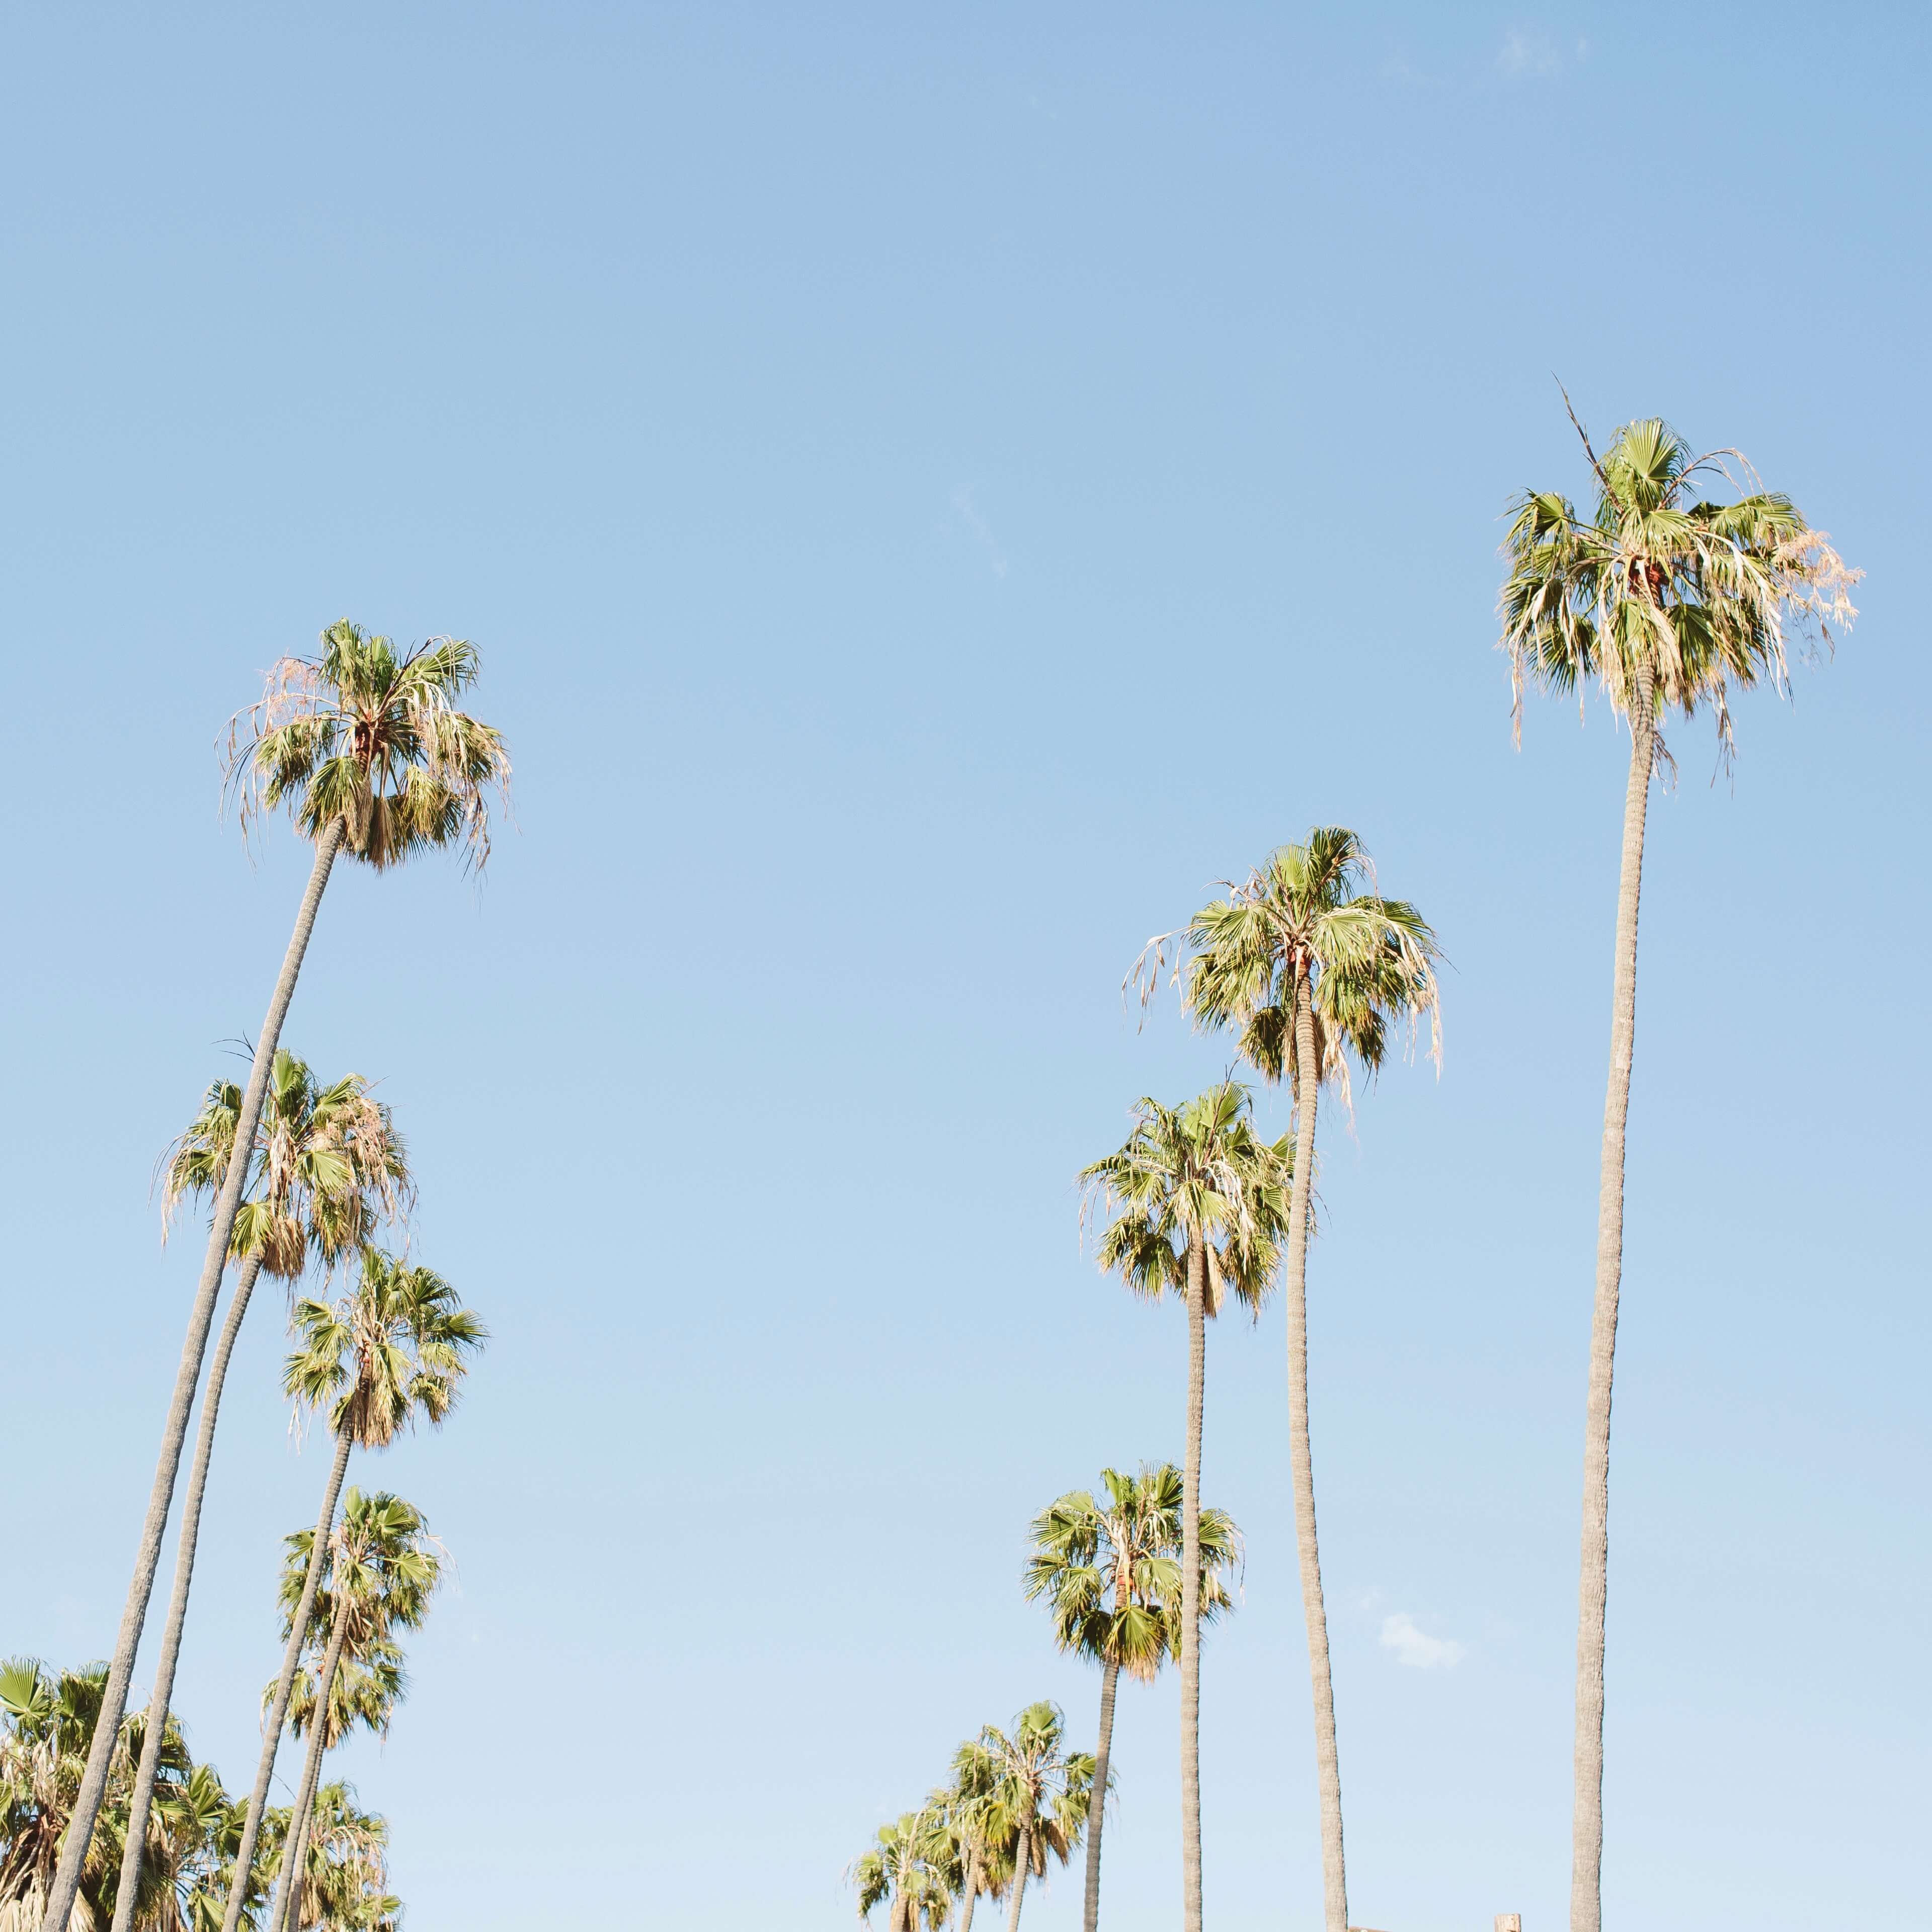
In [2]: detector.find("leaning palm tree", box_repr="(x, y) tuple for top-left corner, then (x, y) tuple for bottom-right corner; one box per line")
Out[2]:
(48, 623), (507, 1932)
(112, 1052), (409, 1932)
(264, 1491), (439, 1932)
(220, 1252), (484, 1932)
(979, 1703), (1093, 1932)
(850, 1803), (959, 1932)
(1499, 410), (1857, 1932)
(1138, 830), (1440, 1932)
(1024, 1465), (1240, 1932)
(1080, 1087), (1287, 1932)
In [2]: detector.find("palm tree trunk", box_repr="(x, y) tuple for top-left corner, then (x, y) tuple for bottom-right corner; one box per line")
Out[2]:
(269, 1586), (353, 1932)
(1180, 1234), (1206, 1932)
(1081, 1656), (1120, 1932)
(44, 822), (346, 1932)
(1004, 1827), (1031, 1932)
(219, 1427), (354, 1932)
(1570, 671), (1654, 1932)
(957, 1847), (983, 1932)
(110, 1252), (267, 1932)
(1286, 965), (1347, 1932)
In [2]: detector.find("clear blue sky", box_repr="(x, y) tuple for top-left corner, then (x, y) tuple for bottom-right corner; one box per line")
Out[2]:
(3, 5), (1926, 1928)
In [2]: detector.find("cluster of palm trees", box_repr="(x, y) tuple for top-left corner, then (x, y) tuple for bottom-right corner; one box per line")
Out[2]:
(856, 414), (1858, 1931)
(1, 1655), (397, 1932)
(13, 410), (1860, 1932)
(6, 625), (509, 1931)
(853, 1467), (1240, 1932)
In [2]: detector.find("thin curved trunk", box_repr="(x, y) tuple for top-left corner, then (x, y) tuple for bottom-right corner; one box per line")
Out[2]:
(957, 1847), (983, 1932)
(219, 1427), (354, 1932)
(1004, 1827), (1031, 1932)
(269, 1585), (353, 1932)
(1570, 672), (1654, 1932)
(45, 823), (345, 1932)
(1180, 1234), (1205, 1932)
(111, 1252), (267, 1932)
(1286, 966), (1347, 1932)
(1081, 1656), (1119, 1932)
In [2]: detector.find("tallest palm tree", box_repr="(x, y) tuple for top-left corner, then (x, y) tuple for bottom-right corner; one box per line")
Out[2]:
(1500, 412), (1857, 1932)
(44, 623), (508, 1932)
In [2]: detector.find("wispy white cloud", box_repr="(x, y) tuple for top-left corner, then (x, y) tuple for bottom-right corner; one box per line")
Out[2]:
(1497, 27), (1587, 78)
(1380, 1612), (1465, 1670)
(951, 486), (1007, 580)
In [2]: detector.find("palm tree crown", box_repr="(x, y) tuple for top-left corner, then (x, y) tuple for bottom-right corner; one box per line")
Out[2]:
(226, 621), (511, 870)
(1079, 1083), (1290, 1316)
(284, 1249), (487, 1452)
(1025, 1465), (1240, 1681)
(1499, 411), (1858, 760)
(980, 1703), (1092, 1897)
(1168, 830), (1442, 1118)
(159, 1050), (411, 1282)
(850, 1804), (959, 1932)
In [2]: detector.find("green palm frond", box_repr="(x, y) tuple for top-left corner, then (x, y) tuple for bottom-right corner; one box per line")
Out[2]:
(1080, 1084), (1291, 1319)
(225, 620), (511, 872)
(1025, 1464), (1242, 1680)
(1499, 411), (1859, 764)
(284, 1247), (486, 1450)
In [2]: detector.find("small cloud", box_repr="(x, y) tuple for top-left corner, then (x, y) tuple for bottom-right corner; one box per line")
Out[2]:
(1497, 27), (1585, 77)
(1381, 1612), (1465, 1670)
(950, 486), (1008, 580)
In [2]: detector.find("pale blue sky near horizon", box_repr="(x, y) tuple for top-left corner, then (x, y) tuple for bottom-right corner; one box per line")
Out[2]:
(2, 5), (1927, 1929)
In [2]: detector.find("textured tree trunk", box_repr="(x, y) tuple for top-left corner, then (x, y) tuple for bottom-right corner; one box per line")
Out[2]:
(269, 1584), (353, 1932)
(110, 1251), (267, 1932)
(1180, 1234), (1206, 1932)
(219, 1428), (354, 1932)
(1004, 1827), (1031, 1932)
(957, 1847), (983, 1932)
(45, 823), (345, 1932)
(1286, 965), (1348, 1932)
(1081, 1656), (1119, 1932)
(1570, 671), (1654, 1932)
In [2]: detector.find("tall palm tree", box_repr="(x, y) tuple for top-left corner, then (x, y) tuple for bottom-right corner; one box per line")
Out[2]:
(113, 1054), (409, 1932)
(1144, 829), (1440, 1932)
(221, 1252), (484, 1932)
(264, 1492), (439, 1932)
(49, 624), (507, 1932)
(1499, 411), (1857, 1932)
(1079, 1087), (1288, 1932)
(978, 1703), (1093, 1932)
(850, 1804), (959, 1932)
(1024, 1465), (1241, 1932)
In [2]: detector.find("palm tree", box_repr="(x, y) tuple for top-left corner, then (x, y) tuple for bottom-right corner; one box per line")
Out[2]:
(112, 1054), (409, 1932)
(934, 1738), (1011, 1932)
(1079, 1086), (1288, 1932)
(1143, 829), (1439, 1932)
(49, 624), (507, 1932)
(264, 1492), (440, 1932)
(1499, 411), (1857, 1932)
(1024, 1465), (1240, 1932)
(221, 1252), (484, 1932)
(0, 1658), (234, 1932)
(255, 1783), (396, 1932)
(850, 1804), (959, 1932)
(978, 1703), (1093, 1932)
